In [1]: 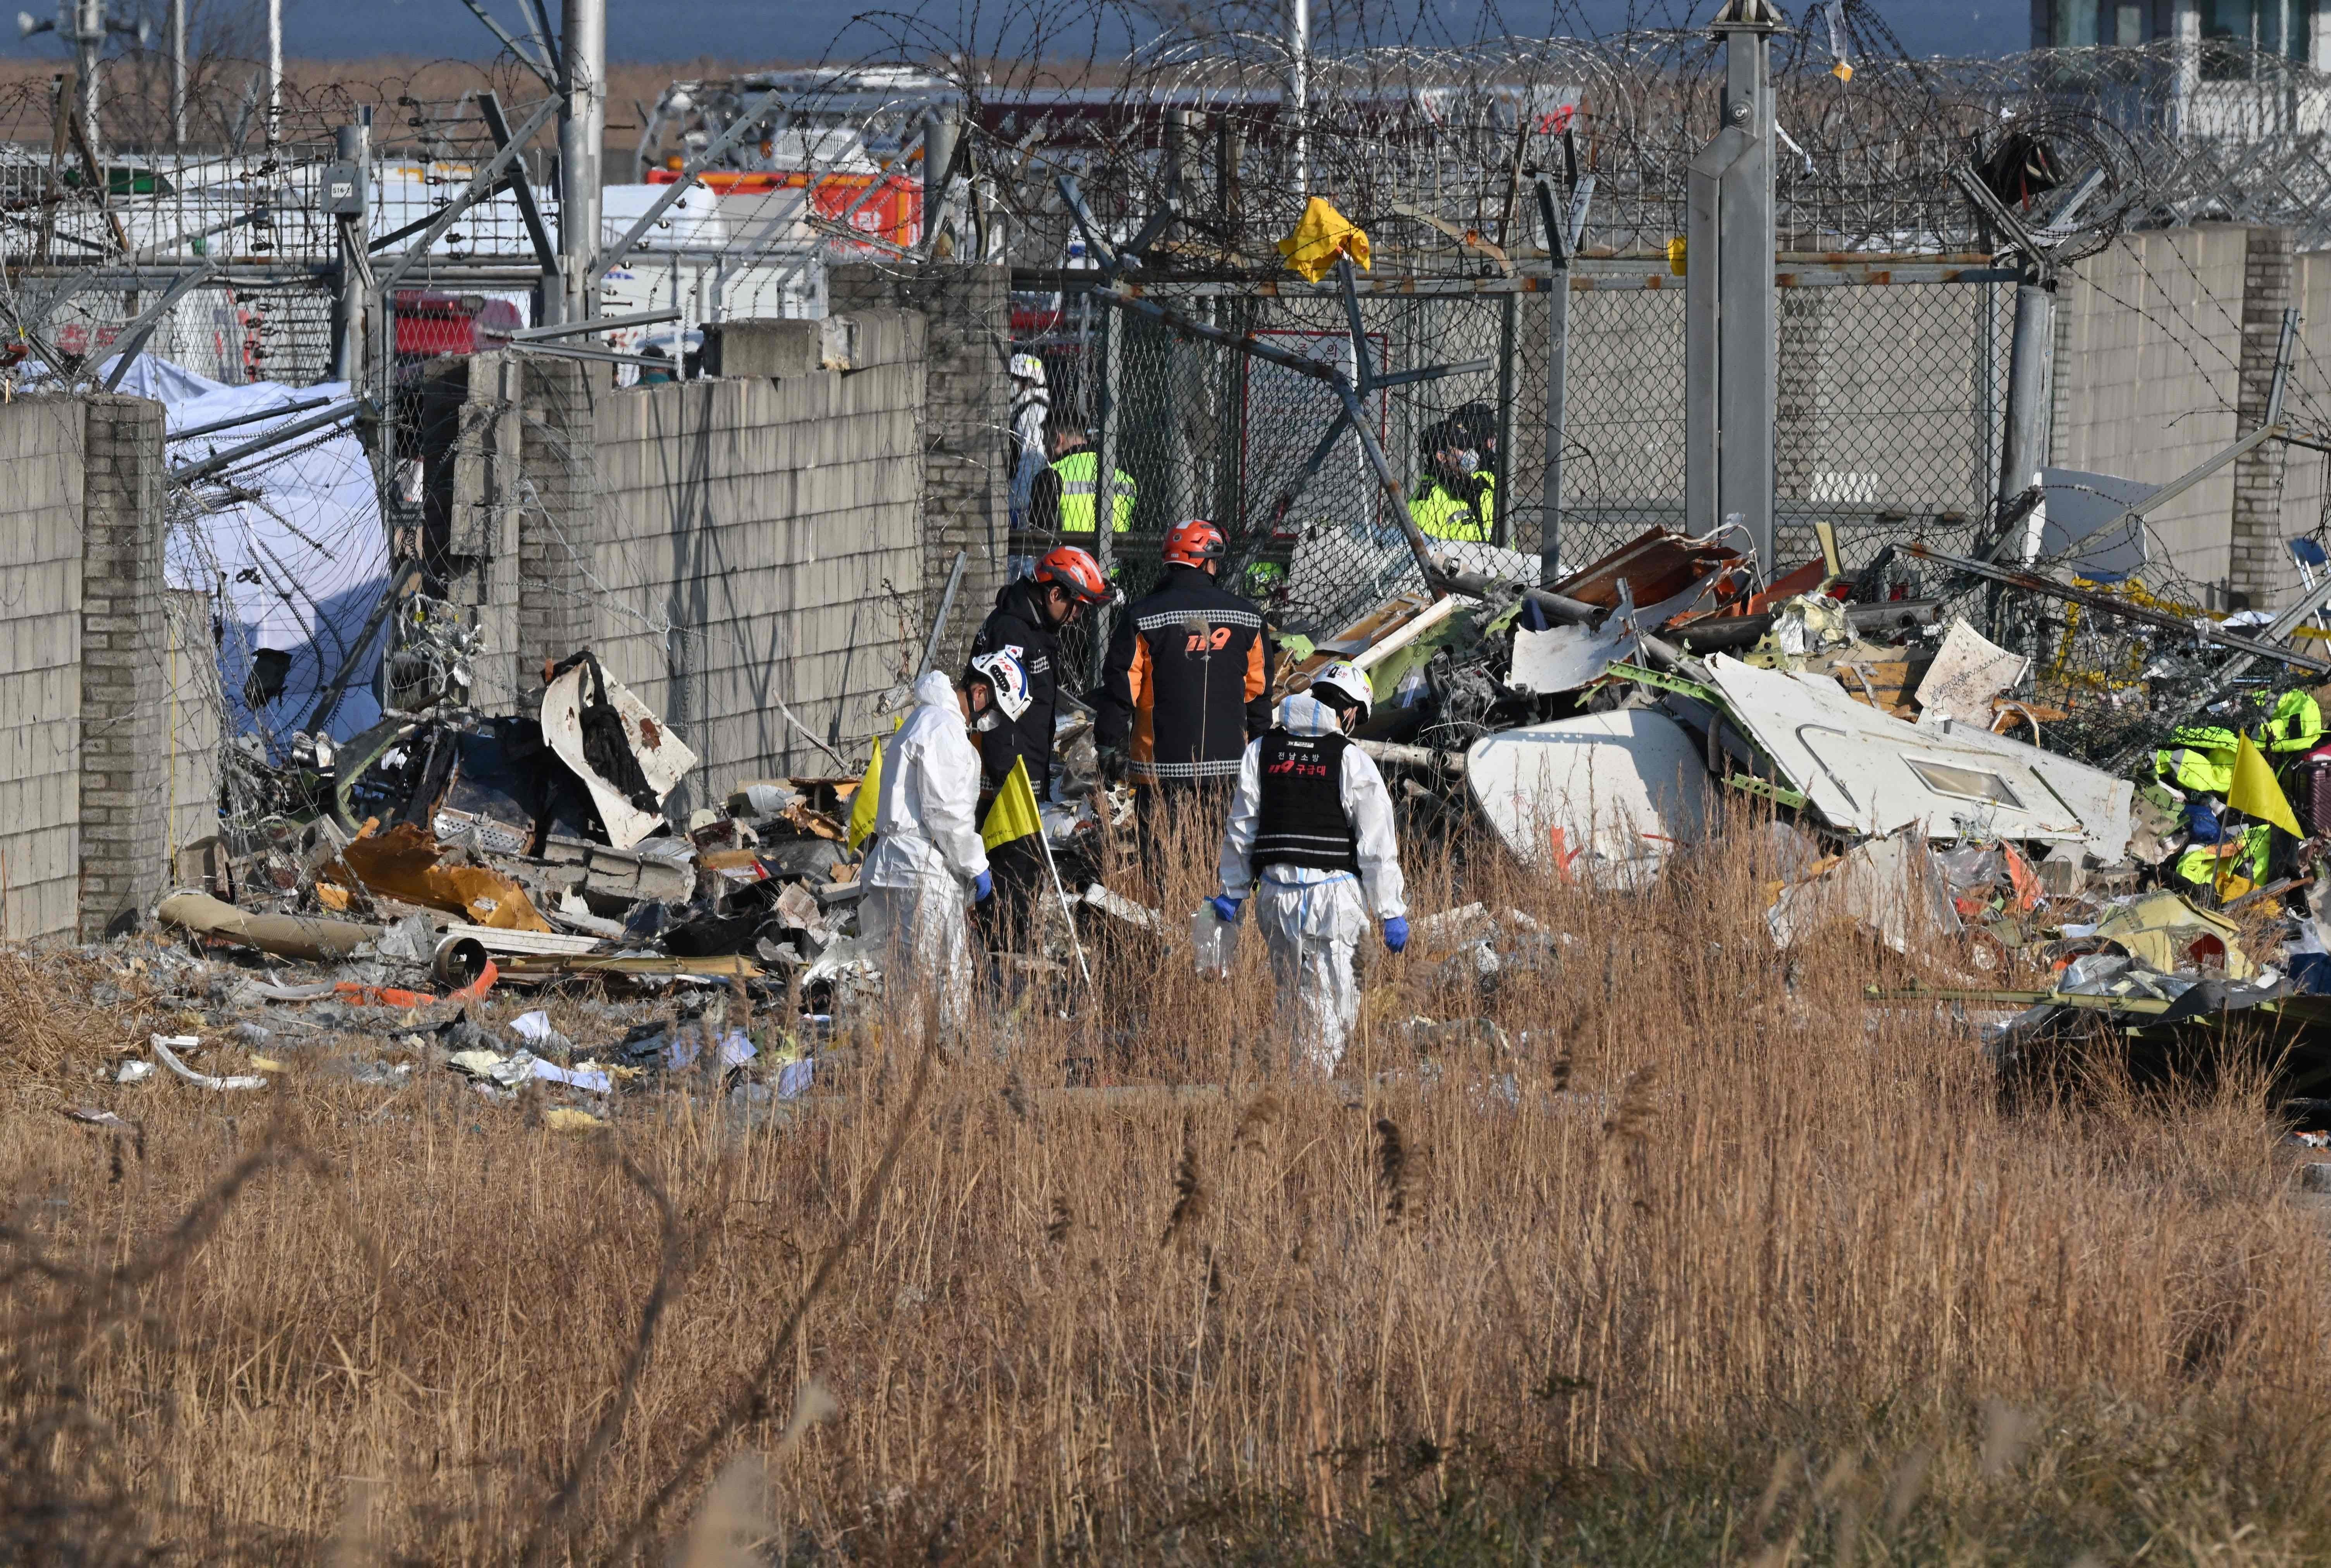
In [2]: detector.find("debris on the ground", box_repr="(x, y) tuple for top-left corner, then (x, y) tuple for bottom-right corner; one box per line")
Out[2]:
(86, 500), (2331, 1122)
(150, 1035), (269, 1091)
(157, 891), (378, 960)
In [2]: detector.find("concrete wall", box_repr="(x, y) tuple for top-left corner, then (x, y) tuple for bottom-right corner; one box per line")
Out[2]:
(77, 395), (173, 938)
(828, 264), (1009, 675)
(163, 588), (221, 869)
(0, 398), (87, 941)
(587, 308), (927, 812)
(2281, 249), (2331, 593)
(422, 351), (524, 714)
(516, 354), (604, 691)
(0, 392), (217, 942)
(2052, 225), (2249, 594)
(2050, 222), (2331, 612)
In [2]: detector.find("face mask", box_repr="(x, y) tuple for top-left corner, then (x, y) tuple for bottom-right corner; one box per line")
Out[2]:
(974, 708), (1005, 732)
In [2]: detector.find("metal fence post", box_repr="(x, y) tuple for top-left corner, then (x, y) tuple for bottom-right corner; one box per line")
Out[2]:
(1091, 303), (1123, 681)
(1997, 280), (2057, 527)
(330, 114), (371, 386)
(1716, 2), (1777, 569)
(1493, 289), (1517, 549)
(923, 105), (958, 255)
(1687, 0), (1779, 566)
(556, 0), (606, 326)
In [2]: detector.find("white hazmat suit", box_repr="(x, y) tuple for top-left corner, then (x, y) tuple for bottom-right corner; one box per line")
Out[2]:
(860, 671), (990, 1030)
(1217, 693), (1407, 1073)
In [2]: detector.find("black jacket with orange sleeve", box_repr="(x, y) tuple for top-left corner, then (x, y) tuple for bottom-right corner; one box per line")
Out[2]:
(1092, 565), (1272, 788)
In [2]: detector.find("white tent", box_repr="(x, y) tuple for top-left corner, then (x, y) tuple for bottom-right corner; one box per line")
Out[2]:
(109, 355), (393, 747)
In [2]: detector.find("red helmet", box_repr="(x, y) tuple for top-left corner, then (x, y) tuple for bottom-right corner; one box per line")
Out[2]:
(1162, 518), (1227, 569)
(1033, 544), (1113, 606)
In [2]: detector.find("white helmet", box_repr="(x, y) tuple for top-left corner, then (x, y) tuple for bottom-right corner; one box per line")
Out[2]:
(1307, 660), (1373, 728)
(1009, 352), (1046, 386)
(969, 648), (1032, 723)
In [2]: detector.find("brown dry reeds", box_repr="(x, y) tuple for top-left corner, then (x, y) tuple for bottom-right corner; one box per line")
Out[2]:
(2, 807), (2328, 1564)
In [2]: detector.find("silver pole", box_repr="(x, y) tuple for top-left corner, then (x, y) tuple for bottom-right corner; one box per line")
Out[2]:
(1541, 251), (1570, 586)
(331, 115), (370, 384)
(265, 0), (281, 148)
(1715, 6), (1777, 570)
(73, 0), (99, 160)
(1493, 290), (1517, 549)
(921, 105), (957, 256)
(558, 0), (606, 325)
(1995, 282), (2056, 518)
(1288, 0), (1309, 196)
(169, 0), (185, 147)
(1090, 303), (1124, 683)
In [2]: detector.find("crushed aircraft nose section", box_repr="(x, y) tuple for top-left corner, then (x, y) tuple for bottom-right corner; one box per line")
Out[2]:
(1463, 709), (1711, 887)
(541, 654), (699, 850)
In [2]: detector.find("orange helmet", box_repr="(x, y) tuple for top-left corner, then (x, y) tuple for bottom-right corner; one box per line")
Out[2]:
(1162, 518), (1227, 569)
(1033, 544), (1114, 606)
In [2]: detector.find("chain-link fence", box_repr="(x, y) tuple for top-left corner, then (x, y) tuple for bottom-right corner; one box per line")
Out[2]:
(1013, 271), (2014, 657)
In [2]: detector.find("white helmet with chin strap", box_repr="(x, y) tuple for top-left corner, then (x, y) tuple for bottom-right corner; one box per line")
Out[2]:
(1307, 660), (1373, 729)
(969, 649), (1032, 729)
(1009, 352), (1047, 385)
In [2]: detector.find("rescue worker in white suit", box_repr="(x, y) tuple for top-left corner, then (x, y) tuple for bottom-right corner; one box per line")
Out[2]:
(860, 669), (993, 1031)
(1210, 662), (1409, 1074)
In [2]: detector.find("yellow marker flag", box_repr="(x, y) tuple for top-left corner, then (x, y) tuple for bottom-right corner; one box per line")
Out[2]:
(980, 755), (1043, 852)
(846, 738), (882, 852)
(2228, 732), (2303, 837)
(1277, 196), (1370, 284)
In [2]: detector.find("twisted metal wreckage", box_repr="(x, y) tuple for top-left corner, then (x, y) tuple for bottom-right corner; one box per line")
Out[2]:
(21, 5), (2324, 1108)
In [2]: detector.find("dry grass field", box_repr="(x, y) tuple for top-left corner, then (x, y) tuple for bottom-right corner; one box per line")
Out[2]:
(3, 812), (2328, 1565)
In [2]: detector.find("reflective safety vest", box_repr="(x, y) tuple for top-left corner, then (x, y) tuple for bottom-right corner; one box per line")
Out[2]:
(1051, 449), (1136, 533)
(2262, 689), (2325, 753)
(2174, 822), (2269, 894)
(2155, 725), (2239, 796)
(1410, 473), (1495, 542)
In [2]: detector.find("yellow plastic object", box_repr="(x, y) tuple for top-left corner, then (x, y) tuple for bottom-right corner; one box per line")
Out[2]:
(980, 755), (1043, 852)
(2229, 734), (2303, 837)
(1277, 197), (1371, 282)
(847, 738), (882, 852)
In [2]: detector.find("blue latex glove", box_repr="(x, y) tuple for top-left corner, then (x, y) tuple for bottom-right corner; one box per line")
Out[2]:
(1208, 893), (1244, 925)
(1382, 916), (1409, 954)
(2185, 798), (2222, 841)
(973, 870), (994, 904)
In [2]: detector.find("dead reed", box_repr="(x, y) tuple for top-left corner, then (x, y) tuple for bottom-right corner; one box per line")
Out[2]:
(2, 808), (2328, 1564)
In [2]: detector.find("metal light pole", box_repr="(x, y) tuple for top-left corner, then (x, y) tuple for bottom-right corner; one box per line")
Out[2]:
(1287, 0), (1308, 196)
(168, 0), (184, 146)
(265, 0), (281, 148)
(557, 0), (606, 325)
(65, 0), (102, 157)
(17, 0), (147, 157)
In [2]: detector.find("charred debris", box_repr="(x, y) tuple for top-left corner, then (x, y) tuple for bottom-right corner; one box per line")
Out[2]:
(133, 515), (2331, 1116)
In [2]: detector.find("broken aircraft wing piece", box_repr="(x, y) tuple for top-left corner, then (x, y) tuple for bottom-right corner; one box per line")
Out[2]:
(1701, 654), (2126, 853)
(1463, 708), (1711, 887)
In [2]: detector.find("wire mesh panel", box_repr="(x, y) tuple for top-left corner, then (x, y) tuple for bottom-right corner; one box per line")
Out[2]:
(1539, 285), (1689, 566)
(1016, 273), (2013, 643)
(1013, 284), (1515, 642)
